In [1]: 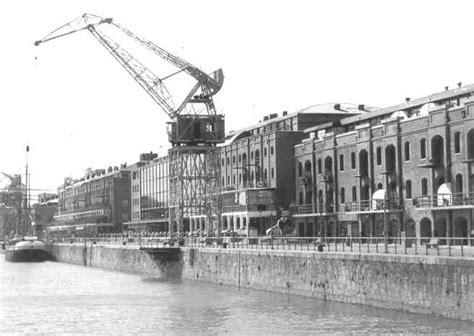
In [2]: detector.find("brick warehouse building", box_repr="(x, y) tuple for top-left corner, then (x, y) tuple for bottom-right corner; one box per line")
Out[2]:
(216, 104), (373, 236)
(52, 84), (474, 246)
(294, 84), (474, 244)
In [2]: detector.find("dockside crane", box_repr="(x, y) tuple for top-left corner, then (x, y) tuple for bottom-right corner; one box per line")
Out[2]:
(35, 13), (225, 234)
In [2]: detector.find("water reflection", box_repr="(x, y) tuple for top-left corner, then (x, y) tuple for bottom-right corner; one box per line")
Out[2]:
(1, 255), (472, 335)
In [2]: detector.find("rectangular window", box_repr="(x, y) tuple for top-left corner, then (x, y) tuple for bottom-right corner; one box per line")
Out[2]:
(339, 154), (344, 171)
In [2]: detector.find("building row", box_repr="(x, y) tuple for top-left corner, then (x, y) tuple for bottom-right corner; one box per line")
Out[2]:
(46, 84), (474, 244)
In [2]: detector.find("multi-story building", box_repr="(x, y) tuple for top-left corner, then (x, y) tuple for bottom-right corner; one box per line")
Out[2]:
(49, 165), (131, 237)
(294, 84), (474, 244)
(214, 104), (370, 236)
(124, 152), (169, 232)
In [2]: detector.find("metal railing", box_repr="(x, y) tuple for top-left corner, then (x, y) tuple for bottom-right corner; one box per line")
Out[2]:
(414, 192), (474, 208)
(294, 199), (402, 215)
(54, 233), (474, 258)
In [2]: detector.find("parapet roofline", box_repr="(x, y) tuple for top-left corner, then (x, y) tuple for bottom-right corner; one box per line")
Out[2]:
(224, 102), (371, 143)
(305, 83), (474, 133)
(341, 84), (474, 125)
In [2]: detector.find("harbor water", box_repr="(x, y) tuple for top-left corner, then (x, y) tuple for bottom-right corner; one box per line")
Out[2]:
(0, 255), (472, 335)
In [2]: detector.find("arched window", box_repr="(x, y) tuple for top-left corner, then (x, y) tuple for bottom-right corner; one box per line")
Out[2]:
(468, 130), (474, 159)
(420, 138), (426, 159)
(264, 169), (268, 180)
(404, 141), (411, 161)
(406, 180), (412, 199)
(455, 174), (463, 193)
(352, 186), (357, 201)
(454, 132), (461, 154)
(339, 154), (344, 171)
(421, 178), (428, 196)
(376, 147), (382, 165)
(340, 187), (345, 204)
(351, 152), (356, 169)
(271, 168), (274, 178)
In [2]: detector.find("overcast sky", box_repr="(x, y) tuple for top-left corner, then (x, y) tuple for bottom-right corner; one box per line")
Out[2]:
(1, 0), (473, 199)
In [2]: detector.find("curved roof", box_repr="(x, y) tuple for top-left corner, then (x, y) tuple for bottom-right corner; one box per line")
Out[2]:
(295, 103), (378, 115)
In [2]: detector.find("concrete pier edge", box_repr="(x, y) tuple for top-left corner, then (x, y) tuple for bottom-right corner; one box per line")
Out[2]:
(52, 243), (474, 322)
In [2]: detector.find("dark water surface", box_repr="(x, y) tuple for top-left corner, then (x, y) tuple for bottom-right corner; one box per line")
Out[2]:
(1, 255), (472, 335)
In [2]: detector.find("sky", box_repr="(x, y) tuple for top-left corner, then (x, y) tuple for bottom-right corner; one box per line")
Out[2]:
(1, 0), (473, 200)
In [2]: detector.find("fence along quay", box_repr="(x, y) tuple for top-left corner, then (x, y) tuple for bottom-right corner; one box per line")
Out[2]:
(50, 233), (474, 322)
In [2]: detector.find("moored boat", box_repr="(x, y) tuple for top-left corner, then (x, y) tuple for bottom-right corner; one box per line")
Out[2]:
(5, 236), (54, 262)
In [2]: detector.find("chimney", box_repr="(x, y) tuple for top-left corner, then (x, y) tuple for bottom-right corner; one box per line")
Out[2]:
(282, 111), (288, 116)
(457, 82), (462, 88)
(333, 103), (341, 110)
(405, 97), (411, 103)
(269, 113), (278, 119)
(445, 86), (449, 91)
(357, 104), (365, 111)
(263, 116), (269, 121)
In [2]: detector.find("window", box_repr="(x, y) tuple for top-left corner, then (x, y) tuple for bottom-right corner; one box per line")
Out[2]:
(298, 192), (303, 205)
(339, 154), (344, 171)
(271, 168), (274, 178)
(221, 158), (225, 166)
(420, 138), (426, 159)
(317, 159), (322, 174)
(239, 154), (242, 162)
(232, 156), (236, 164)
(264, 148), (267, 156)
(271, 146), (274, 155)
(351, 152), (356, 169)
(376, 147), (382, 165)
(340, 188), (345, 204)
(264, 169), (268, 180)
(406, 180), (412, 199)
(421, 178), (428, 196)
(454, 132), (461, 154)
(226, 157), (230, 164)
(404, 141), (411, 161)
(352, 186), (357, 201)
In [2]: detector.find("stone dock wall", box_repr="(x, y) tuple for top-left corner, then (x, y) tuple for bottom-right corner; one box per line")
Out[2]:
(52, 244), (474, 321)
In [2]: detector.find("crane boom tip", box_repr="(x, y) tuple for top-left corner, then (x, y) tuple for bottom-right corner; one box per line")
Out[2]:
(34, 40), (42, 47)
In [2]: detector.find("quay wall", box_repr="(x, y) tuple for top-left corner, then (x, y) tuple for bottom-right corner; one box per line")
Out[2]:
(52, 244), (474, 321)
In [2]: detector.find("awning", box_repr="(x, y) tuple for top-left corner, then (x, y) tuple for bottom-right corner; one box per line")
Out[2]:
(437, 183), (452, 206)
